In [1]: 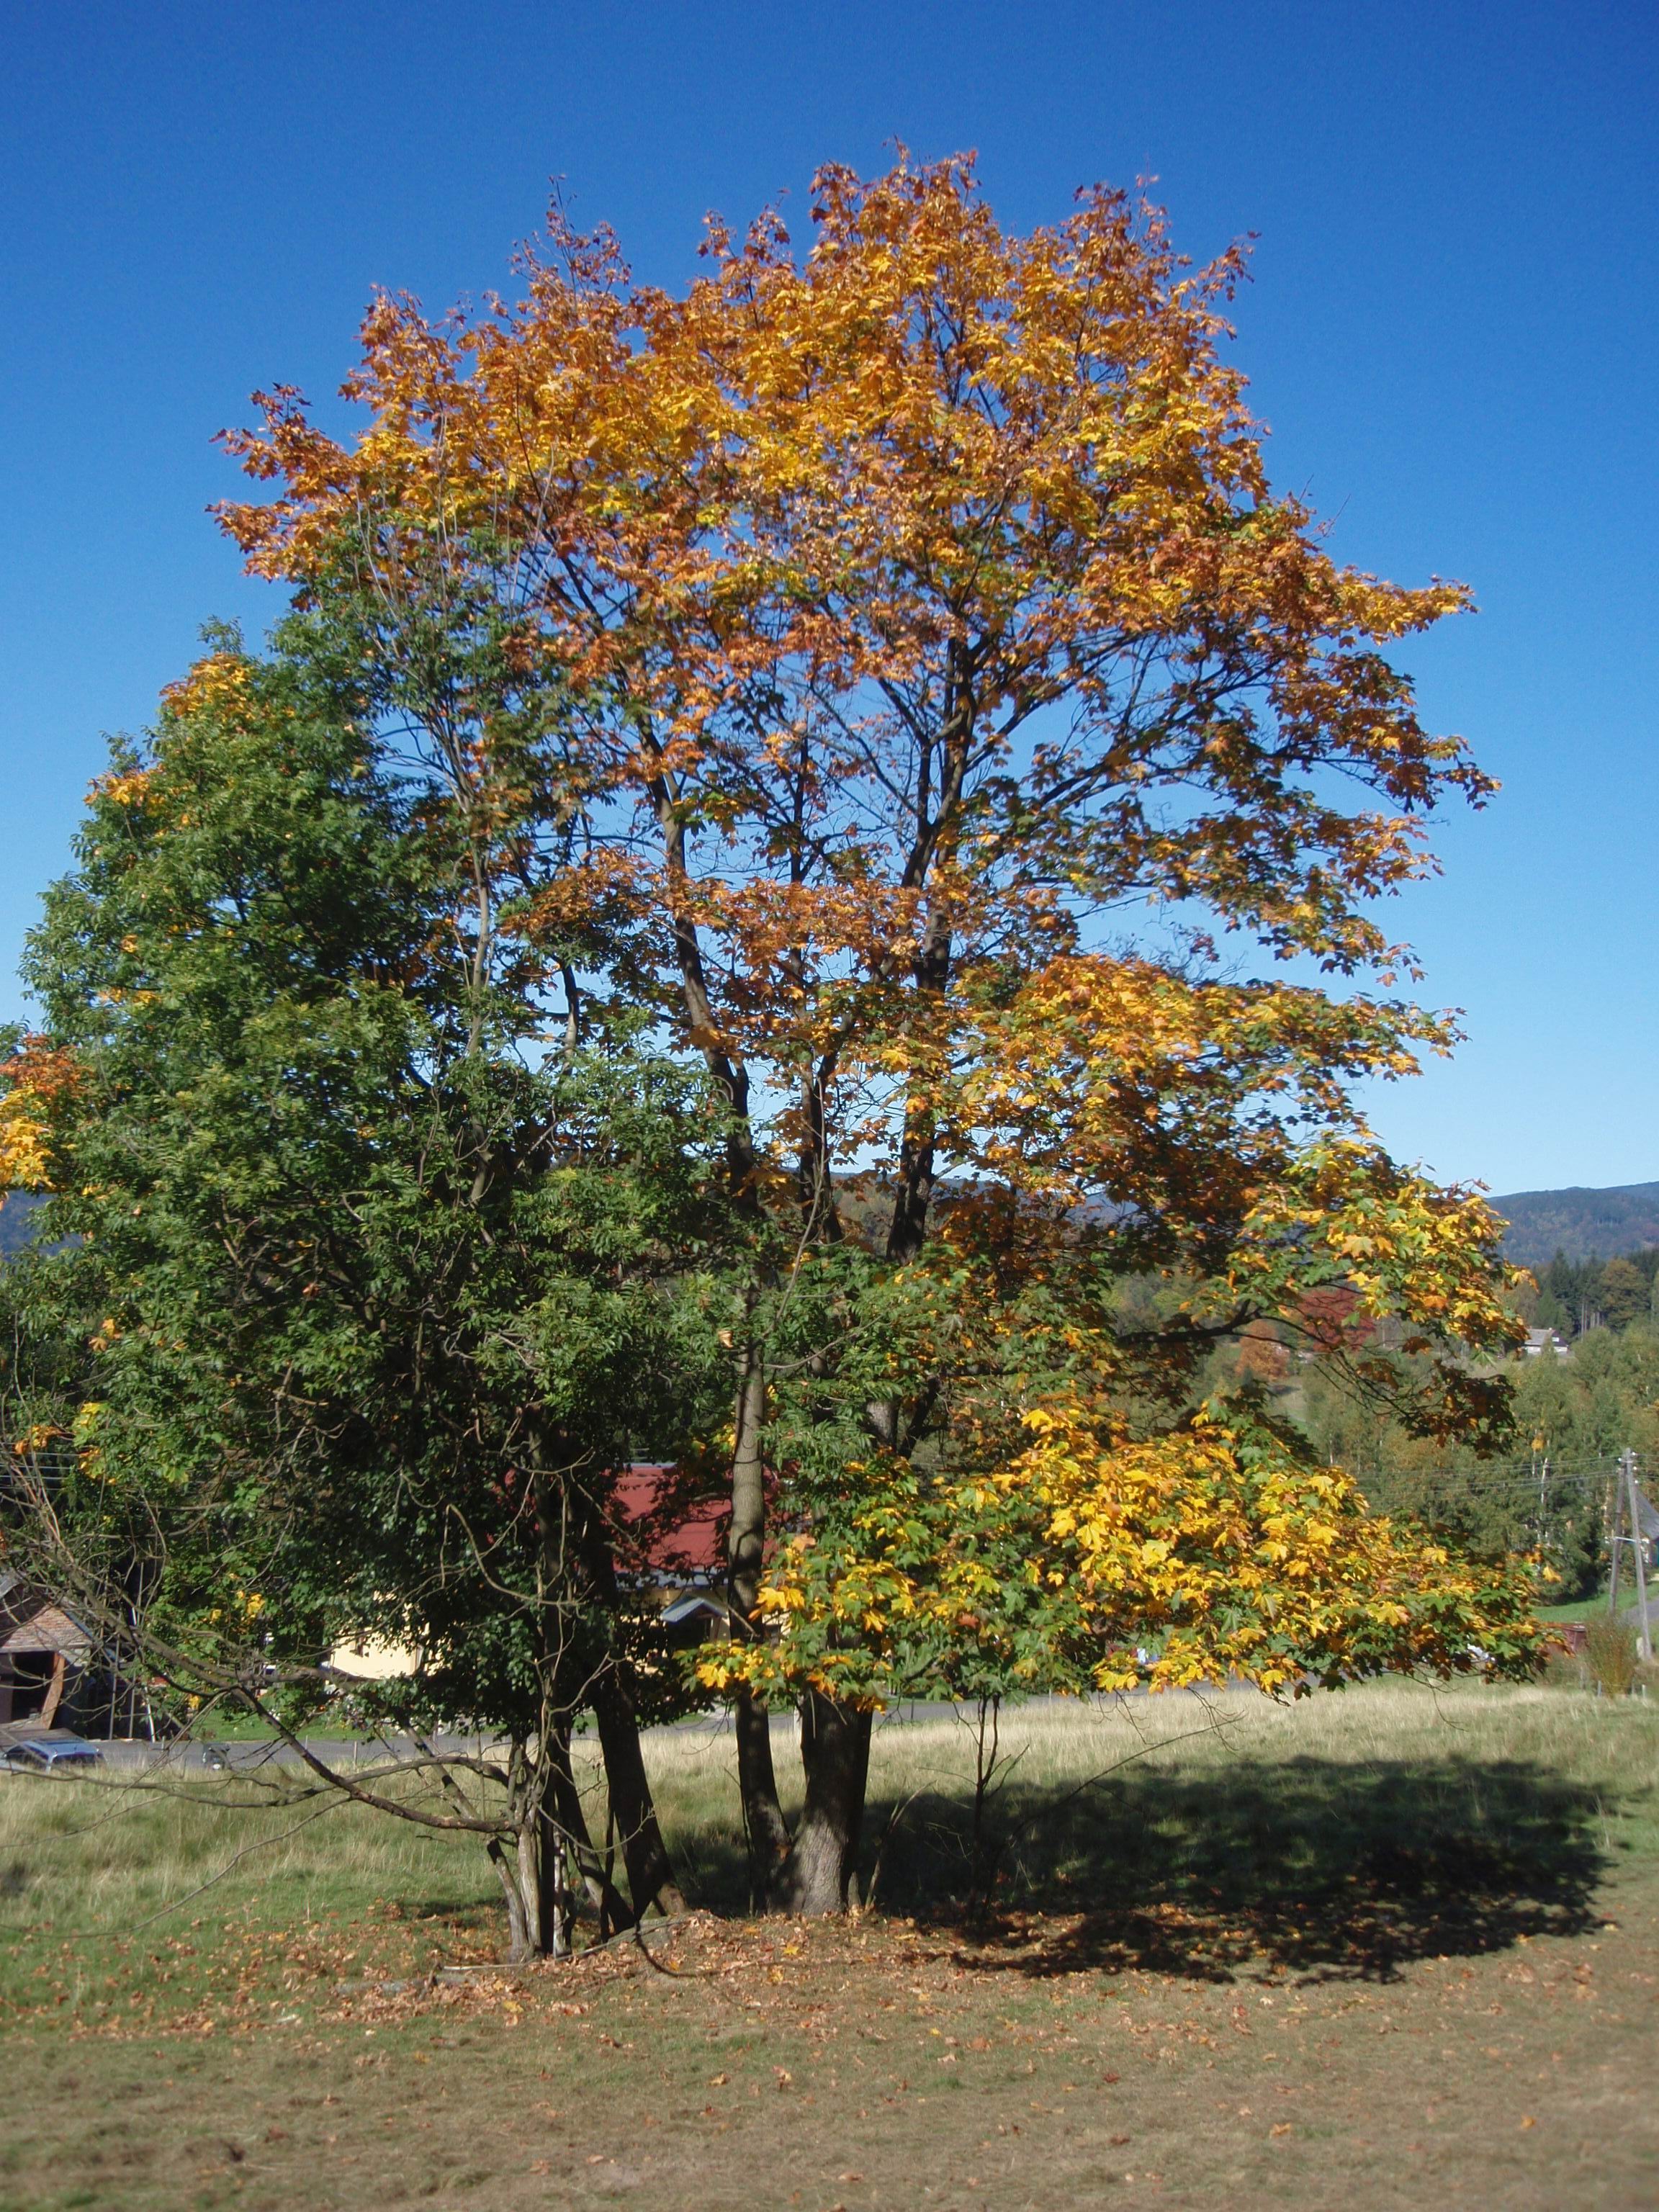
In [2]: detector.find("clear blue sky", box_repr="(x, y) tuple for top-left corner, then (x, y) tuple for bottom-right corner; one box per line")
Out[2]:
(1, 1), (1653, 1196)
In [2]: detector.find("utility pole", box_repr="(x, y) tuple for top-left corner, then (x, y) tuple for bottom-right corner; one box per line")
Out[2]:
(1609, 1461), (1627, 1619)
(1536, 1449), (1550, 1553)
(1627, 1450), (1652, 1665)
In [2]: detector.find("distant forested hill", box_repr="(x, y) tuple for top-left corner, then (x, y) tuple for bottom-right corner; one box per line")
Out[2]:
(1490, 1182), (1659, 1267)
(4, 1179), (1655, 1270)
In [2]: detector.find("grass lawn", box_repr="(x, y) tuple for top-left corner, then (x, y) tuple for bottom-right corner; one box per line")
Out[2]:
(1, 1681), (1656, 2209)
(1538, 1594), (1619, 1623)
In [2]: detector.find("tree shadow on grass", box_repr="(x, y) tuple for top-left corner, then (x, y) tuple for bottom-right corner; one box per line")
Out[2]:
(399, 1899), (503, 1937)
(865, 1753), (1620, 1984)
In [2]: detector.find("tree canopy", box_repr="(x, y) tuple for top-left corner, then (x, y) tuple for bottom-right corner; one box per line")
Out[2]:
(2, 157), (1548, 1931)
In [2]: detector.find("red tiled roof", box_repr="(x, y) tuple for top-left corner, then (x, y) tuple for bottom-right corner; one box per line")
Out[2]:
(611, 1463), (727, 1575)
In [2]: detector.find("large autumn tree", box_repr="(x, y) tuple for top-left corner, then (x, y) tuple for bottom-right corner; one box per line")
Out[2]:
(215, 155), (1543, 1912)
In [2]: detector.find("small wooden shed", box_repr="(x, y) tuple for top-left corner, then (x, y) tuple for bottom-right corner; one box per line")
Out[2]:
(0, 1573), (94, 1728)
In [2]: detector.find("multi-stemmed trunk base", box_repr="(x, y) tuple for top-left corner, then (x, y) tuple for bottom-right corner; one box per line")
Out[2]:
(738, 1688), (873, 1917)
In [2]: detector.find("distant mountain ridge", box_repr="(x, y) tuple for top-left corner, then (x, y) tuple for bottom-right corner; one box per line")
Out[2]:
(1488, 1182), (1659, 1268)
(1, 1182), (1654, 1271)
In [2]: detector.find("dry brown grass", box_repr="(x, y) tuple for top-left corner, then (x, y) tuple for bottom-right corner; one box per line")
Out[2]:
(1585, 1619), (1641, 1699)
(0, 1681), (1656, 2208)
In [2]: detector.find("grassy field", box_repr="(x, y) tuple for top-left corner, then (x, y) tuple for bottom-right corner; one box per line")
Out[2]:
(1539, 1593), (1629, 1624)
(1, 1681), (1657, 2208)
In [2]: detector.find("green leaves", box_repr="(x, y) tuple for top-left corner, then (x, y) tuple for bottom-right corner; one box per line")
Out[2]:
(5, 638), (734, 1743)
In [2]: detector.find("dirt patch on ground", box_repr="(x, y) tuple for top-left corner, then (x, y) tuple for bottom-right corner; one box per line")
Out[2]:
(4, 1874), (1658, 2211)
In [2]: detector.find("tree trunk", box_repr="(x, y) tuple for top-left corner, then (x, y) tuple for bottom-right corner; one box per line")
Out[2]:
(545, 1727), (631, 1936)
(783, 1691), (872, 1915)
(516, 1822), (544, 1953)
(488, 1834), (523, 1957)
(729, 1351), (791, 1901)
(489, 1755), (577, 1961)
(735, 1686), (791, 1906)
(490, 1834), (535, 1961)
(569, 1474), (687, 1923)
(536, 1814), (570, 1959)
(592, 1667), (686, 1920)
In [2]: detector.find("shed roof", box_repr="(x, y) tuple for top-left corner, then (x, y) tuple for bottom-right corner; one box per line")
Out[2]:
(0, 1598), (94, 1661)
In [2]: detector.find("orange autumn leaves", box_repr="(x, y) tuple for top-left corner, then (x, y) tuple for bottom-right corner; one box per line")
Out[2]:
(1012, 1408), (1540, 1694)
(0, 1039), (81, 1193)
(217, 153), (1485, 1035)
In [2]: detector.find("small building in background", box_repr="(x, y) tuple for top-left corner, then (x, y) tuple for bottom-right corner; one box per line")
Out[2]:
(0, 1580), (91, 1727)
(0, 1570), (111, 1728)
(0, 1571), (156, 1737)
(328, 1630), (422, 1682)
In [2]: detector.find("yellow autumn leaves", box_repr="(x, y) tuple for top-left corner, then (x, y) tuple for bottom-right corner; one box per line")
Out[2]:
(0, 1041), (81, 1192)
(698, 1404), (1543, 1708)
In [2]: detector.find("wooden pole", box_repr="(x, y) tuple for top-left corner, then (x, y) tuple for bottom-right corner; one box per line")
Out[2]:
(1627, 1452), (1652, 1665)
(1609, 1462), (1627, 1618)
(38, 1650), (66, 1729)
